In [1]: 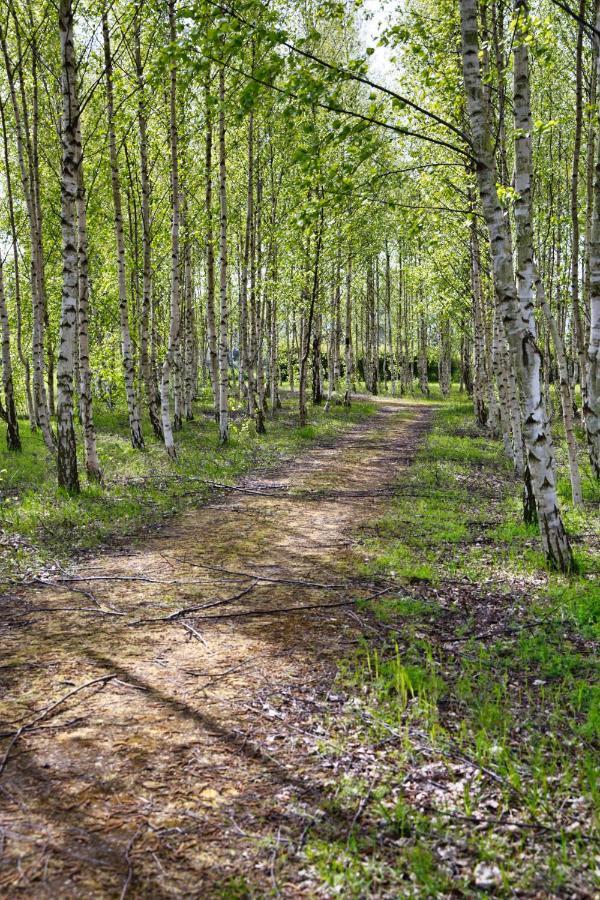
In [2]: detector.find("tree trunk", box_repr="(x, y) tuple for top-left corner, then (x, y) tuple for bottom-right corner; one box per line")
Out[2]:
(57, 0), (81, 493)
(585, 3), (600, 477)
(344, 253), (353, 406)
(0, 257), (20, 450)
(75, 123), (101, 481)
(571, 0), (588, 407)
(134, 15), (162, 439)
(0, 13), (53, 449)
(102, 9), (144, 450)
(159, 0), (181, 458)
(0, 97), (34, 431)
(460, 0), (572, 570)
(217, 67), (229, 444)
(204, 78), (219, 419)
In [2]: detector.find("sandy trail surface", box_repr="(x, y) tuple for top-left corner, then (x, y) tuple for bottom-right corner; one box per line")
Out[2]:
(0, 400), (431, 897)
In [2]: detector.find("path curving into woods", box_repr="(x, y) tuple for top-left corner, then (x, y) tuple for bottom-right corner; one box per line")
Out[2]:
(0, 399), (433, 898)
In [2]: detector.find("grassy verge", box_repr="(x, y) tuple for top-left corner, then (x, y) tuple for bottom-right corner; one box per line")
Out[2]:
(0, 391), (375, 580)
(306, 395), (599, 897)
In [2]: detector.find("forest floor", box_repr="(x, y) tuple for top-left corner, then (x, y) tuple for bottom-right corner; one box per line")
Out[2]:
(0, 396), (598, 898)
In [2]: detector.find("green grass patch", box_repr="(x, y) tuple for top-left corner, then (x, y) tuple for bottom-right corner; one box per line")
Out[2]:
(306, 388), (599, 896)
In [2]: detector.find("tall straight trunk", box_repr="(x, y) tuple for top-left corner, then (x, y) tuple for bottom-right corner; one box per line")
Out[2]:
(217, 67), (229, 444)
(460, 0), (572, 570)
(134, 15), (162, 438)
(312, 313), (322, 405)
(344, 253), (353, 406)
(240, 115), (255, 421)
(102, 10), (144, 449)
(439, 317), (451, 398)
(470, 207), (488, 424)
(537, 282), (582, 504)
(204, 79), (219, 418)
(183, 236), (195, 420)
(57, 0), (80, 493)
(160, 0), (181, 457)
(493, 310), (518, 462)
(571, 0), (588, 405)
(418, 313), (429, 396)
(299, 212), (323, 426)
(0, 257), (20, 450)
(0, 13), (53, 448)
(0, 97), (34, 430)
(584, 0), (599, 323)
(587, 3), (600, 476)
(384, 241), (391, 394)
(75, 129), (101, 481)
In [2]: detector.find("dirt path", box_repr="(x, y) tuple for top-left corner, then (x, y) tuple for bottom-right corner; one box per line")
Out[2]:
(0, 400), (432, 898)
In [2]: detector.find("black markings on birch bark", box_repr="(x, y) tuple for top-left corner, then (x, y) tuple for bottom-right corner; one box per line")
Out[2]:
(57, 0), (81, 493)
(218, 66), (229, 445)
(102, 8), (144, 451)
(134, 11), (163, 440)
(459, 0), (573, 571)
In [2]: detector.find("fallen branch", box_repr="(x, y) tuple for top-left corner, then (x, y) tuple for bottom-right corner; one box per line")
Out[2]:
(170, 558), (359, 591)
(129, 583), (258, 626)
(174, 587), (393, 623)
(0, 674), (117, 778)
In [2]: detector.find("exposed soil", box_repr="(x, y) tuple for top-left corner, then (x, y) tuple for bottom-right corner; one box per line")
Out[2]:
(0, 400), (432, 898)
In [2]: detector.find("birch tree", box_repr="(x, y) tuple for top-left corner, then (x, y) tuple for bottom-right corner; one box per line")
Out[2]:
(459, 0), (573, 571)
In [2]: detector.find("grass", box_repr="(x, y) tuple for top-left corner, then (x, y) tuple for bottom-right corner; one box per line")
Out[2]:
(0, 388), (375, 581)
(305, 390), (599, 897)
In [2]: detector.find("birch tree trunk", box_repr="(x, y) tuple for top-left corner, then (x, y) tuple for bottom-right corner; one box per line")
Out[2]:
(0, 16), (53, 449)
(102, 10), (144, 450)
(0, 97), (34, 430)
(75, 126), (101, 481)
(587, 3), (600, 477)
(571, 0), (588, 406)
(135, 15), (162, 439)
(0, 256), (20, 450)
(57, 0), (80, 493)
(204, 79), (219, 419)
(418, 314), (429, 396)
(217, 67), (229, 444)
(159, 0), (182, 458)
(344, 254), (352, 406)
(460, 0), (572, 570)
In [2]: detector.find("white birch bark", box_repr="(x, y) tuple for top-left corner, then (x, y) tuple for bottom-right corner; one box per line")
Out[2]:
(217, 67), (229, 444)
(160, 0), (181, 458)
(460, 0), (572, 570)
(0, 17), (53, 449)
(75, 127), (101, 481)
(57, 0), (80, 492)
(102, 10), (144, 450)
(587, 5), (600, 478)
(0, 255), (20, 450)
(134, 15), (162, 439)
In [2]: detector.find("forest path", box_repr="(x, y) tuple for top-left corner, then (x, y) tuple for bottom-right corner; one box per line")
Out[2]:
(1, 399), (433, 898)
